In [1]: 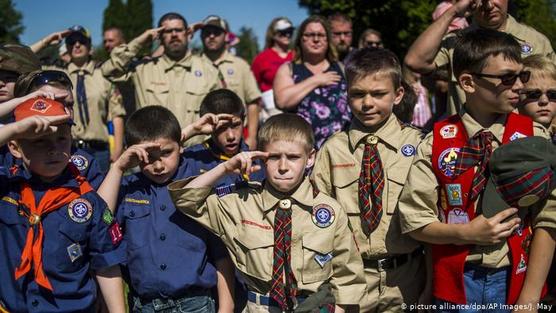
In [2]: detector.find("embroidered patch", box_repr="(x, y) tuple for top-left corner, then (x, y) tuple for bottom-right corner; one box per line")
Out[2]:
(1, 196), (18, 206)
(227, 68), (234, 75)
(440, 124), (458, 139)
(67, 243), (83, 262)
(438, 147), (460, 177)
(194, 70), (202, 77)
(311, 204), (335, 228)
(521, 43), (533, 55)
(102, 209), (114, 225)
(314, 253), (333, 268)
(509, 131), (527, 141)
(70, 154), (89, 171)
(109, 222), (123, 245)
(124, 198), (150, 205)
(516, 254), (527, 274)
(401, 144), (416, 157)
(446, 184), (463, 206)
(216, 184), (237, 197)
(447, 208), (469, 224)
(68, 199), (93, 223)
(30, 99), (51, 113)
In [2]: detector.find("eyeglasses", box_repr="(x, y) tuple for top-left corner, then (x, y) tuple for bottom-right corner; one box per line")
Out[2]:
(471, 70), (531, 86)
(277, 29), (294, 38)
(332, 31), (352, 37)
(302, 32), (327, 40)
(521, 89), (556, 102)
(0, 70), (20, 83)
(28, 70), (73, 92)
(162, 27), (186, 35)
(202, 27), (224, 37)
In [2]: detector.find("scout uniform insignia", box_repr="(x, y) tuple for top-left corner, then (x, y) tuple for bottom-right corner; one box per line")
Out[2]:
(227, 68), (234, 75)
(314, 253), (333, 268)
(445, 184), (463, 206)
(67, 243), (83, 262)
(521, 43), (533, 55)
(194, 70), (202, 77)
(509, 131), (527, 141)
(447, 208), (469, 225)
(312, 204), (335, 228)
(102, 208), (114, 225)
(401, 144), (416, 157)
(70, 154), (89, 171)
(109, 223), (123, 245)
(516, 254), (527, 274)
(440, 124), (458, 139)
(68, 198), (93, 223)
(30, 99), (51, 113)
(438, 148), (460, 177)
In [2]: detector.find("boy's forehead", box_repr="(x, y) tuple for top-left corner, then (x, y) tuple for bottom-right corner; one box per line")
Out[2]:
(264, 139), (310, 153)
(350, 71), (395, 89)
(483, 54), (523, 72)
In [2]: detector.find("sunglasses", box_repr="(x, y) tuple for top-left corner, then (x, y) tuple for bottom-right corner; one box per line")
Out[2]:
(472, 70), (531, 86)
(332, 31), (352, 37)
(364, 41), (383, 48)
(202, 27), (224, 37)
(28, 70), (73, 92)
(0, 70), (20, 83)
(521, 89), (556, 102)
(277, 29), (294, 38)
(66, 34), (90, 46)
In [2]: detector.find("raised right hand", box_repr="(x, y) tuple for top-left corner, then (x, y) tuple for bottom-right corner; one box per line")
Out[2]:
(463, 207), (521, 245)
(12, 114), (71, 139)
(223, 151), (268, 176)
(452, 0), (482, 18)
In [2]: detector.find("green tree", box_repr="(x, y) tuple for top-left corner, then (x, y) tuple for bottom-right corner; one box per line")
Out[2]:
(102, 0), (127, 35)
(0, 0), (24, 43)
(126, 0), (153, 41)
(235, 26), (259, 64)
(510, 0), (556, 49)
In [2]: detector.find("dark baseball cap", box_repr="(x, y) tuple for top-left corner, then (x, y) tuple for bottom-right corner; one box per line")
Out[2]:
(202, 15), (229, 32)
(481, 136), (556, 218)
(14, 70), (73, 98)
(0, 44), (41, 75)
(66, 25), (91, 46)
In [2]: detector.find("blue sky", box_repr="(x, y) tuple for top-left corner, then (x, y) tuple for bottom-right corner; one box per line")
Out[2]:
(15, 0), (309, 50)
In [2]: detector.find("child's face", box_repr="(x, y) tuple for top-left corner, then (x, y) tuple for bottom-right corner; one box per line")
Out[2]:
(9, 125), (72, 181)
(518, 74), (556, 128)
(263, 139), (314, 194)
(348, 72), (404, 129)
(140, 137), (181, 184)
(212, 115), (243, 156)
(464, 54), (525, 114)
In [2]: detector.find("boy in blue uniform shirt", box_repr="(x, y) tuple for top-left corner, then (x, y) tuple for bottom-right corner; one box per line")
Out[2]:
(98, 106), (235, 313)
(0, 97), (125, 313)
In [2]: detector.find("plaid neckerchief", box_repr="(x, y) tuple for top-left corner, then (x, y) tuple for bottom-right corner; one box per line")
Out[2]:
(358, 135), (385, 236)
(453, 131), (494, 202)
(269, 199), (297, 311)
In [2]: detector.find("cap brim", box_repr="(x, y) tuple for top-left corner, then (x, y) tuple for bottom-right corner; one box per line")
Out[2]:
(481, 175), (510, 218)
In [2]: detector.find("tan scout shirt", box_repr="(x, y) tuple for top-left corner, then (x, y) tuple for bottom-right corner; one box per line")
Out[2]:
(53, 61), (125, 142)
(202, 51), (261, 105)
(101, 38), (220, 145)
(168, 177), (366, 305)
(398, 109), (556, 268)
(434, 15), (556, 116)
(312, 114), (423, 259)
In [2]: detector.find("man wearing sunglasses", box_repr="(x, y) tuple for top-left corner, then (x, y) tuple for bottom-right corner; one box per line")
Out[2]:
(32, 26), (126, 172)
(405, 0), (556, 117)
(101, 12), (220, 147)
(198, 15), (261, 150)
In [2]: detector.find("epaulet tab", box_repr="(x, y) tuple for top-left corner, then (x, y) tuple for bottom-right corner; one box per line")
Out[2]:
(215, 181), (261, 197)
(94, 60), (105, 69)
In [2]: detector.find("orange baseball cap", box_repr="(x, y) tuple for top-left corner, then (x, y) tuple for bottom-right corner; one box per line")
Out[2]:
(14, 97), (72, 124)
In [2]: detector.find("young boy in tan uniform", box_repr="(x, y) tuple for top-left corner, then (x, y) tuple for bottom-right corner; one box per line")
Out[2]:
(169, 113), (366, 312)
(398, 28), (556, 310)
(312, 48), (425, 312)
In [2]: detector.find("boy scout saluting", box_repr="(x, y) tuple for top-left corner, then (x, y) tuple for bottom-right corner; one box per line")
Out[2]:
(101, 12), (220, 146)
(169, 113), (366, 313)
(312, 48), (425, 312)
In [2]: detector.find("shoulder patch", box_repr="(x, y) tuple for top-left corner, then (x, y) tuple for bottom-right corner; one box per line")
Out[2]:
(70, 154), (89, 171)
(311, 204), (335, 228)
(102, 208), (114, 225)
(401, 144), (416, 157)
(68, 198), (93, 223)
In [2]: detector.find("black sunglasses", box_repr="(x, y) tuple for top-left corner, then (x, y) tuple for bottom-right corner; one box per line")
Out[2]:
(202, 27), (224, 37)
(0, 70), (20, 83)
(277, 28), (294, 38)
(28, 70), (73, 92)
(471, 70), (531, 86)
(66, 34), (90, 46)
(521, 89), (556, 102)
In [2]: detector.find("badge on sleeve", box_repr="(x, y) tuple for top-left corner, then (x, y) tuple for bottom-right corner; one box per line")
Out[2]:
(70, 154), (89, 171)
(68, 199), (93, 223)
(440, 124), (458, 139)
(109, 222), (123, 245)
(227, 68), (234, 75)
(509, 131), (527, 141)
(401, 144), (416, 157)
(102, 209), (114, 225)
(67, 243), (83, 262)
(312, 204), (335, 228)
(314, 253), (333, 268)
(447, 208), (469, 224)
(194, 70), (202, 77)
(445, 184), (463, 206)
(438, 148), (460, 177)
(521, 43), (533, 55)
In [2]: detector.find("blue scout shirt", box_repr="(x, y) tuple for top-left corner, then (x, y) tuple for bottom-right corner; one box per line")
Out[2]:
(182, 140), (265, 191)
(116, 155), (229, 300)
(0, 165), (124, 313)
(0, 144), (105, 189)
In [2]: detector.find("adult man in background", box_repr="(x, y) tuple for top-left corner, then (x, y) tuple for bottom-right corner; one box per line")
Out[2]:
(328, 12), (354, 63)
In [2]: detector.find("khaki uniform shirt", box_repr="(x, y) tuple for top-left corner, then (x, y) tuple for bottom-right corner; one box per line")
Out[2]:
(398, 110), (556, 268)
(102, 38), (220, 145)
(168, 177), (366, 305)
(51, 61), (125, 142)
(202, 51), (261, 105)
(434, 15), (556, 116)
(312, 114), (423, 259)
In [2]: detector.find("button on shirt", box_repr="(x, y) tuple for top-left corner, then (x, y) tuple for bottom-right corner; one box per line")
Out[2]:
(398, 110), (556, 268)
(312, 114), (423, 259)
(0, 167), (124, 313)
(168, 177), (366, 305)
(115, 156), (228, 300)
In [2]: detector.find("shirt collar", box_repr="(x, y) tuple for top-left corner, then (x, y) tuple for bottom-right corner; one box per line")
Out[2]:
(161, 51), (193, 72)
(67, 60), (95, 75)
(348, 114), (403, 151)
(261, 177), (314, 213)
(459, 107), (506, 143)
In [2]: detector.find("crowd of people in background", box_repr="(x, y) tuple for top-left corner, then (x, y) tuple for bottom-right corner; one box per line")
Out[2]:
(1, 0), (556, 312)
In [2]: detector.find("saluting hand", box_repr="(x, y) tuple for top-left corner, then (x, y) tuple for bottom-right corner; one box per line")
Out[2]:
(464, 207), (521, 245)
(113, 142), (161, 172)
(138, 26), (165, 45)
(452, 0), (482, 18)
(11, 114), (71, 139)
(223, 151), (268, 176)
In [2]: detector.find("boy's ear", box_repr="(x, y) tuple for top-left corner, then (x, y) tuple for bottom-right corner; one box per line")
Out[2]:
(459, 73), (475, 93)
(7, 140), (23, 159)
(306, 148), (316, 169)
(393, 85), (405, 106)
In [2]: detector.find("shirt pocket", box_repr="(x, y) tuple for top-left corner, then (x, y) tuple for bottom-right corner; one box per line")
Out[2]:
(122, 204), (151, 250)
(56, 223), (89, 273)
(184, 79), (210, 113)
(386, 170), (409, 215)
(301, 232), (334, 284)
(331, 167), (360, 214)
(233, 229), (274, 281)
(145, 83), (170, 105)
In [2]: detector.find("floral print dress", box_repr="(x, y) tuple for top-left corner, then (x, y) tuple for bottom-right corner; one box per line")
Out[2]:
(290, 62), (351, 148)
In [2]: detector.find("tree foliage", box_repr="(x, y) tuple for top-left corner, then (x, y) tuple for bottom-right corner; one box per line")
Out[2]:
(0, 0), (24, 44)
(103, 0), (152, 44)
(510, 0), (556, 49)
(235, 26), (259, 64)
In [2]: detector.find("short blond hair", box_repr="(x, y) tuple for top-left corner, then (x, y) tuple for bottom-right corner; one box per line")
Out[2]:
(258, 113), (314, 151)
(523, 55), (556, 81)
